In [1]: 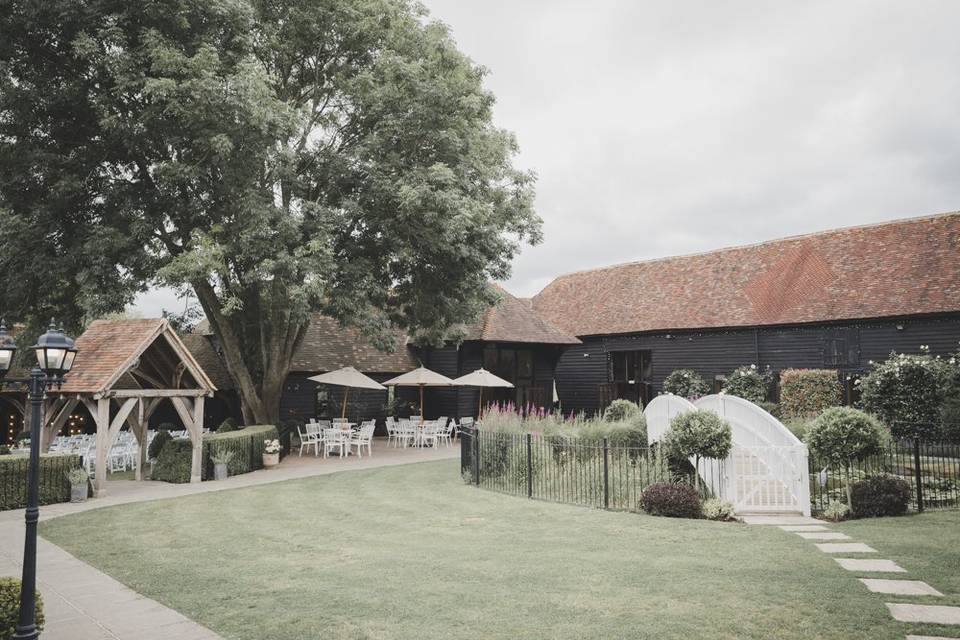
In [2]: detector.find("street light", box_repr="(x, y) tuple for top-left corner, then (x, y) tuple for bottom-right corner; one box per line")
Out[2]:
(0, 319), (77, 640)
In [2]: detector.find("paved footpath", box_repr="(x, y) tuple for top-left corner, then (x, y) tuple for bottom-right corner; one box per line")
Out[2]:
(745, 513), (960, 640)
(0, 440), (458, 640)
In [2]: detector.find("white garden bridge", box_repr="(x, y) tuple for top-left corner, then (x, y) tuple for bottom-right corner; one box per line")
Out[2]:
(645, 393), (811, 516)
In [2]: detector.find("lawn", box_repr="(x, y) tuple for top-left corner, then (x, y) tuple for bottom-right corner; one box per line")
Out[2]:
(39, 459), (960, 640)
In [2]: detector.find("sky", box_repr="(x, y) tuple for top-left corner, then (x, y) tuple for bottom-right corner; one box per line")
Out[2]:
(132, 0), (960, 316)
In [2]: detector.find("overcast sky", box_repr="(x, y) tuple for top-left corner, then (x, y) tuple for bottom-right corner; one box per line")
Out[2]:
(132, 0), (960, 316)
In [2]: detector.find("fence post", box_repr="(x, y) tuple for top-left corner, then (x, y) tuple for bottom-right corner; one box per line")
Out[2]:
(472, 428), (480, 486)
(526, 433), (533, 498)
(913, 438), (924, 513)
(602, 437), (610, 510)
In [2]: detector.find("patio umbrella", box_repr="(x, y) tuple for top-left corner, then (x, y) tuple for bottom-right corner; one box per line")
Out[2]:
(452, 368), (514, 419)
(308, 366), (386, 419)
(382, 366), (454, 425)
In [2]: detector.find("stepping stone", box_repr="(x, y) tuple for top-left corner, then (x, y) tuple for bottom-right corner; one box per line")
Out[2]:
(797, 532), (850, 540)
(860, 579), (943, 596)
(816, 542), (876, 553)
(886, 603), (960, 625)
(906, 636), (960, 639)
(779, 525), (829, 532)
(741, 515), (825, 525)
(835, 558), (906, 573)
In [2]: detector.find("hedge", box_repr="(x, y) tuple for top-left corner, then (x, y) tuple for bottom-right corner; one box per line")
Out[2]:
(201, 425), (279, 480)
(0, 453), (83, 511)
(150, 425), (280, 483)
(779, 369), (842, 418)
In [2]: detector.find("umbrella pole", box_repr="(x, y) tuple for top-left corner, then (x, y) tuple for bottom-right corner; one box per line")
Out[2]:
(478, 387), (483, 420)
(342, 386), (349, 420)
(419, 384), (424, 426)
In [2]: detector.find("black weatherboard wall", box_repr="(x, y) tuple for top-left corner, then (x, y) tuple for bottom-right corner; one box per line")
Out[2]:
(555, 314), (960, 416)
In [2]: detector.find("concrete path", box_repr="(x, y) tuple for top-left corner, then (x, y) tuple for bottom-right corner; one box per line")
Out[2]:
(0, 439), (458, 639)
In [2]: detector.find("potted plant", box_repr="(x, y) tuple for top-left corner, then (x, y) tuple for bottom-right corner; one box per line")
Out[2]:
(211, 449), (235, 481)
(66, 468), (89, 503)
(263, 439), (281, 468)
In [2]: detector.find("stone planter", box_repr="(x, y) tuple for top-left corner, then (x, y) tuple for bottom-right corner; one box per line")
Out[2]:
(262, 452), (280, 468)
(214, 463), (228, 481)
(70, 482), (88, 503)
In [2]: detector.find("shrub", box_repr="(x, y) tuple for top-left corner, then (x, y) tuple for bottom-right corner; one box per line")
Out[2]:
(201, 425), (279, 479)
(859, 349), (954, 438)
(850, 475), (911, 518)
(662, 369), (710, 399)
(0, 454), (82, 511)
(822, 499), (850, 522)
(722, 365), (772, 404)
(151, 438), (193, 483)
(757, 401), (780, 418)
(942, 355), (960, 442)
(783, 417), (815, 441)
(778, 369), (842, 418)
(605, 414), (647, 450)
(157, 422), (177, 432)
(805, 407), (888, 509)
(602, 399), (641, 422)
(702, 498), (736, 521)
(0, 446), (8, 456)
(216, 417), (239, 433)
(639, 483), (702, 518)
(663, 410), (732, 492)
(148, 429), (172, 460)
(0, 577), (43, 639)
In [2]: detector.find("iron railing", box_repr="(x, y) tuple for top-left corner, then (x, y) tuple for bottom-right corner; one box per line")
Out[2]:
(461, 428), (726, 512)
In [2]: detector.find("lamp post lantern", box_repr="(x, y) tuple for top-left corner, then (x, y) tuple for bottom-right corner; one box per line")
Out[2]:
(0, 320), (77, 640)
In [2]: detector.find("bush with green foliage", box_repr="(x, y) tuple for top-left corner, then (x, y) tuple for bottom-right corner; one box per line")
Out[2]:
(858, 349), (955, 438)
(0, 454), (81, 511)
(783, 417), (815, 441)
(148, 429), (172, 460)
(201, 425), (279, 480)
(756, 401), (780, 417)
(805, 407), (888, 509)
(778, 369), (842, 418)
(157, 422), (177, 432)
(662, 369), (710, 399)
(151, 438), (194, 483)
(217, 417), (239, 433)
(822, 499), (850, 522)
(941, 352), (960, 442)
(722, 365), (772, 404)
(702, 498), (736, 521)
(639, 483), (702, 518)
(663, 410), (732, 491)
(603, 399), (641, 422)
(850, 475), (911, 518)
(0, 446), (8, 456)
(0, 577), (43, 639)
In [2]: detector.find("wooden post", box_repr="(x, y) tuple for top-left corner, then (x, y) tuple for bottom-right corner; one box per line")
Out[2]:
(93, 398), (110, 497)
(191, 396), (205, 484)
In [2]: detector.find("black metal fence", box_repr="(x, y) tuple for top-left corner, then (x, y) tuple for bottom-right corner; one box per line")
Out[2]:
(461, 427), (726, 512)
(809, 438), (960, 513)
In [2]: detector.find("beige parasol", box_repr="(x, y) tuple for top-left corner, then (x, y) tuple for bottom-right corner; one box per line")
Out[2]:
(382, 366), (455, 425)
(452, 368), (514, 418)
(308, 366), (386, 419)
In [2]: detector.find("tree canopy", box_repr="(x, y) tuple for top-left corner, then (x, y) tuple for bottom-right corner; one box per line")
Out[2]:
(0, 0), (540, 422)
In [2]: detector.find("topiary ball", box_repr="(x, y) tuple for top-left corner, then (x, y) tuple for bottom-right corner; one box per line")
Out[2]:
(0, 577), (43, 640)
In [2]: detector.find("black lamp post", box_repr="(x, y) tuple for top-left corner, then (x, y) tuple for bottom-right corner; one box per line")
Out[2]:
(0, 320), (77, 640)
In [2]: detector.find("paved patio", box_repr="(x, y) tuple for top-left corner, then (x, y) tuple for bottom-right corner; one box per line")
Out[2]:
(0, 439), (458, 639)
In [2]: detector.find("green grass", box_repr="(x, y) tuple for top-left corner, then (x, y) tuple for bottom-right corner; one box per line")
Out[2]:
(39, 460), (960, 640)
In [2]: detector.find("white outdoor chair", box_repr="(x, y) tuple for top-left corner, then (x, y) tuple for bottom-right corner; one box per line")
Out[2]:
(418, 421), (440, 449)
(394, 420), (415, 448)
(298, 423), (320, 456)
(350, 422), (376, 458)
(436, 420), (454, 448)
(323, 428), (347, 458)
(385, 417), (397, 446)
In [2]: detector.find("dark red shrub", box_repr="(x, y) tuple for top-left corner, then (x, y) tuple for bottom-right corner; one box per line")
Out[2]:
(850, 474), (911, 518)
(639, 482), (702, 519)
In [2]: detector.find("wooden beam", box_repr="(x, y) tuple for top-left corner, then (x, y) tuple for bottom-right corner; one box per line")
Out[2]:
(93, 398), (110, 497)
(42, 397), (78, 452)
(170, 396), (195, 433)
(100, 389), (208, 399)
(189, 395), (205, 483)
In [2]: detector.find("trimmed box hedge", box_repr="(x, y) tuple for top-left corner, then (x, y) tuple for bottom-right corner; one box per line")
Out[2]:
(779, 369), (842, 418)
(150, 425), (280, 483)
(0, 453), (83, 511)
(202, 425), (279, 480)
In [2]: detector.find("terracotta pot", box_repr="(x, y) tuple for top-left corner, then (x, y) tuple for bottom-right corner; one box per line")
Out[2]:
(262, 452), (280, 468)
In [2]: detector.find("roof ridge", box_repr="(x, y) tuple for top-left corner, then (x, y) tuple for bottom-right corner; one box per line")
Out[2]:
(534, 209), (960, 294)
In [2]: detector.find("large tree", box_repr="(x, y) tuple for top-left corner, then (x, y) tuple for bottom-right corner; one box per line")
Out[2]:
(0, 0), (540, 423)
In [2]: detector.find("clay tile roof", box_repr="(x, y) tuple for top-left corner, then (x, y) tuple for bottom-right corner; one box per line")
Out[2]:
(59, 318), (215, 394)
(290, 314), (419, 373)
(179, 334), (234, 391)
(462, 284), (581, 344)
(531, 211), (960, 337)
